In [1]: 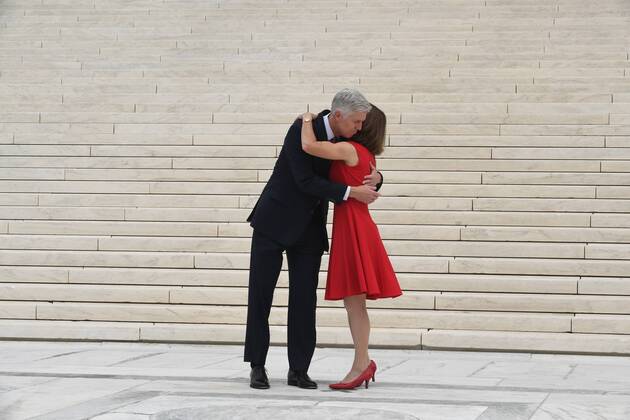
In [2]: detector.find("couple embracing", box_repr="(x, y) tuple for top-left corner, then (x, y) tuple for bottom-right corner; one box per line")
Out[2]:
(244, 89), (402, 390)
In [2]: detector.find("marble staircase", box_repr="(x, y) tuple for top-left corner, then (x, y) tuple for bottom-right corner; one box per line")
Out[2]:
(1, 0), (630, 354)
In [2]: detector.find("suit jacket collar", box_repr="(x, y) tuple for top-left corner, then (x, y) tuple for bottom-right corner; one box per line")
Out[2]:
(313, 109), (331, 141)
(313, 109), (360, 142)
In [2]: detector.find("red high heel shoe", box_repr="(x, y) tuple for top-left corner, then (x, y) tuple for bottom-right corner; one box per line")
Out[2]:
(329, 360), (377, 390)
(369, 359), (377, 383)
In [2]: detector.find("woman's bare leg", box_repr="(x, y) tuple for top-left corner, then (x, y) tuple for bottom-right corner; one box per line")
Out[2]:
(341, 293), (371, 382)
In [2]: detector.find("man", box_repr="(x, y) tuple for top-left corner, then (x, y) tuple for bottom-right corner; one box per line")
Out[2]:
(244, 89), (383, 389)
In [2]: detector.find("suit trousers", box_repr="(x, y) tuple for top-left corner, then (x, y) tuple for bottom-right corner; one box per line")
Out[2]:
(243, 216), (324, 371)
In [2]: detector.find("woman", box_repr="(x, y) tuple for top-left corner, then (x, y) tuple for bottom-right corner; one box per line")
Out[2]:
(300, 105), (402, 390)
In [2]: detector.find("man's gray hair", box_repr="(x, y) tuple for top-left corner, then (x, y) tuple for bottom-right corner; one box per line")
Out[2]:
(331, 88), (371, 116)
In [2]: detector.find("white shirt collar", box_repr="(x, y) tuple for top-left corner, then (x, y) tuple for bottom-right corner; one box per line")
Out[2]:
(323, 113), (335, 141)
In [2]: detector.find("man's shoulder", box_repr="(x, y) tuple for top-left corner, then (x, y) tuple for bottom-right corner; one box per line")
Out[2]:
(286, 109), (330, 135)
(317, 109), (331, 118)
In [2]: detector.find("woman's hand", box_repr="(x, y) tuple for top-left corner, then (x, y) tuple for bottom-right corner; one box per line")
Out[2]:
(299, 112), (316, 121)
(301, 111), (318, 151)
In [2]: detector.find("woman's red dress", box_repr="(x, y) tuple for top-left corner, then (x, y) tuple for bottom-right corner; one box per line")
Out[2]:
(325, 141), (403, 301)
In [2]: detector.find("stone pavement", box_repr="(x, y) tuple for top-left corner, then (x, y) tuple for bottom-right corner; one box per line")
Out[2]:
(0, 341), (629, 419)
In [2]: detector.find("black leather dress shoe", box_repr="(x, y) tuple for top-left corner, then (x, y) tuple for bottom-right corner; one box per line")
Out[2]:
(250, 366), (270, 389)
(287, 369), (317, 389)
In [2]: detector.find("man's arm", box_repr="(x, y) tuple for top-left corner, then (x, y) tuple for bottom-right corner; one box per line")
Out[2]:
(283, 121), (347, 203)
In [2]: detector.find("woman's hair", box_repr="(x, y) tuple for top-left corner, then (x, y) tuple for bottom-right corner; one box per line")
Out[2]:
(354, 104), (386, 155)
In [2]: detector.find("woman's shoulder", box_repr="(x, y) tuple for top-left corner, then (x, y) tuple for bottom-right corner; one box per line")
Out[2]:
(347, 141), (375, 159)
(347, 140), (368, 152)
(343, 141), (374, 167)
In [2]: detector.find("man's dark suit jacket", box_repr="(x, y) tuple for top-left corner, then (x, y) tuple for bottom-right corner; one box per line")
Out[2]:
(247, 110), (345, 252)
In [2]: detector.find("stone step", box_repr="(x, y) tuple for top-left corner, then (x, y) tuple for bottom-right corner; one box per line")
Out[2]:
(473, 198), (630, 213)
(1, 220), (450, 241)
(0, 319), (423, 348)
(0, 234), (591, 259)
(7, 194), (475, 211)
(0, 156), (606, 172)
(0, 145), (279, 157)
(1, 249), (630, 277)
(0, 235), (592, 259)
(0, 266), (581, 294)
(0, 283), (616, 316)
(499, 125), (630, 136)
(0, 181), (604, 200)
(0, 206), (597, 228)
(13, 169), (630, 185)
(1, 0), (629, 353)
(0, 297), (578, 334)
(6, 132), (613, 148)
(422, 330), (630, 354)
(3, 73), (627, 85)
(450, 257), (630, 277)
(460, 226), (630, 244)
(572, 314), (630, 334)
(0, 284), (433, 310)
(18, 300), (437, 322)
(437, 292), (630, 314)
(0, 249), (451, 274)
(0, 266), (584, 295)
(388, 135), (606, 147)
(1, 319), (629, 354)
(9, 219), (623, 247)
(6, 138), (630, 156)
(37, 92), (611, 104)
(19, 44), (628, 58)
(578, 278), (630, 296)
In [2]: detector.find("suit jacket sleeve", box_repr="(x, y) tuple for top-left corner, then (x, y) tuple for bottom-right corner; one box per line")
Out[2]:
(284, 120), (347, 203)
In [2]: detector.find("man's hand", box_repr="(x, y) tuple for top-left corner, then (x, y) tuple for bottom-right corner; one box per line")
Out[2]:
(363, 162), (382, 188)
(349, 184), (380, 204)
